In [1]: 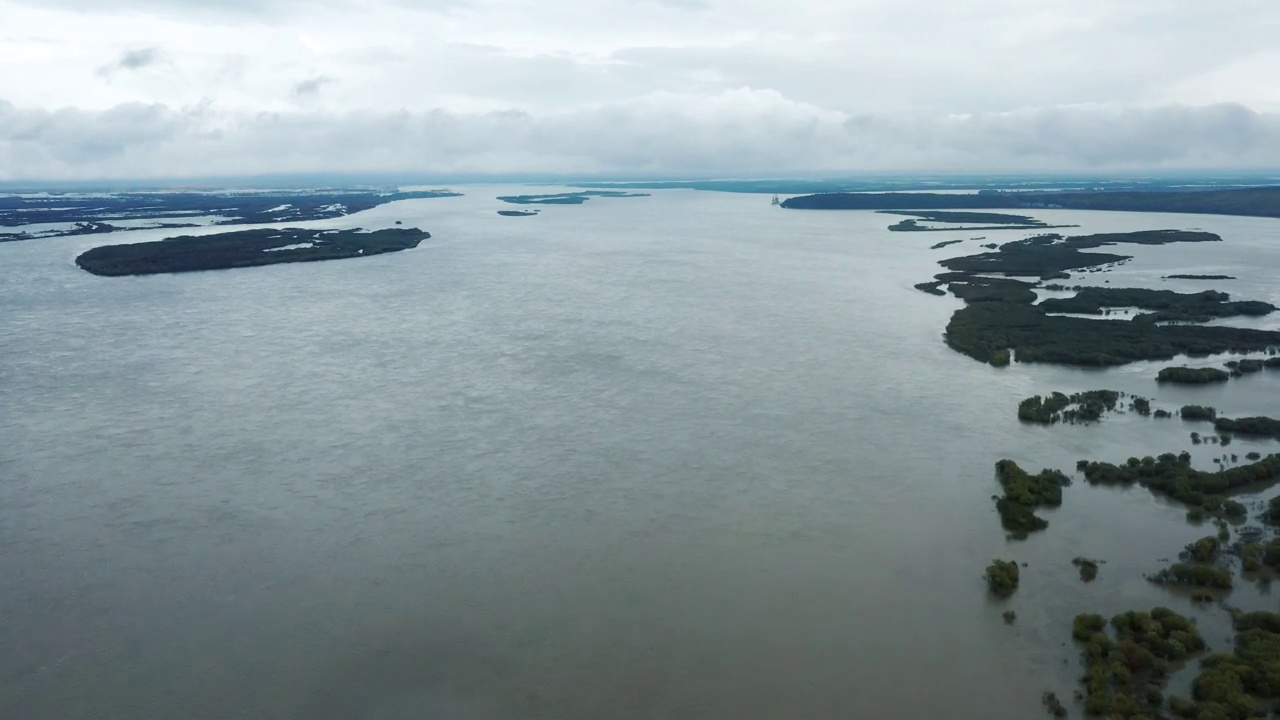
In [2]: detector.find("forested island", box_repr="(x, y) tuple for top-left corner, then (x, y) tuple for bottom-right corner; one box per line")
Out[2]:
(914, 230), (1280, 366)
(880, 210), (1077, 232)
(496, 191), (650, 205)
(76, 227), (429, 276)
(0, 188), (458, 239)
(782, 186), (1280, 218)
(497, 209), (539, 216)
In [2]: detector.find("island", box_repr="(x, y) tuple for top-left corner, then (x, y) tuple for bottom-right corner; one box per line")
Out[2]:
(780, 185), (1280, 218)
(497, 209), (539, 217)
(880, 210), (1077, 232)
(914, 230), (1280, 366)
(75, 227), (429, 276)
(1156, 367), (1231, 384)
(496, 191), (650, 205)
(1164, 274), (1237, 280)
(1, 189), (459, 239)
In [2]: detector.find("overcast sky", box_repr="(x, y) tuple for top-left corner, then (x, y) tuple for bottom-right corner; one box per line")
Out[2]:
(1, 0), (1278, 180)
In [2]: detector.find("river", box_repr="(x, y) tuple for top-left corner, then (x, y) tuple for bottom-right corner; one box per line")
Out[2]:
(2, 187), (1279, 718)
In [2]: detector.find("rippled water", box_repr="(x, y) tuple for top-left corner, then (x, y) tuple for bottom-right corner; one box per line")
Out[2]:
(3, 188), (1279, 719)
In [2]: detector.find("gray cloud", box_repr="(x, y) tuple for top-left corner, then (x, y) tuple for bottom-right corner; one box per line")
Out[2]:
(95, 47), (165, 77)
(292, 76), (337, 98)
(1, 93), (1276, 181)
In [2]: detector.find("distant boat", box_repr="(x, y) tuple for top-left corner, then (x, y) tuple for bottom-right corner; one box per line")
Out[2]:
(771, 195), (781, 206)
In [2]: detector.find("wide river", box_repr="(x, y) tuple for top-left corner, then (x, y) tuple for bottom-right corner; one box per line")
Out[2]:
(3, 187), (1279, 719)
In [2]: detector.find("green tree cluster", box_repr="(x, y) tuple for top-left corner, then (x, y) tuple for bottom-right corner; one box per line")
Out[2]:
(985, 559), (1020, 597)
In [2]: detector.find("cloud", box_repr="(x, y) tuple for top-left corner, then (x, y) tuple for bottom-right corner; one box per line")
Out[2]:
(292, 76), (337, 98)
(1, 91), (1277, 181)
(95, 47), (166, 77)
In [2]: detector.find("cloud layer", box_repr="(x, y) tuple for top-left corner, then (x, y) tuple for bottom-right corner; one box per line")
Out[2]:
(1, 0), (1277, 179)
(2, 92), (1277, 181)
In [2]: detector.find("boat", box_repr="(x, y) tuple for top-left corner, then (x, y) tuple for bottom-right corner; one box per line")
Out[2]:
(771, 195), (781, 206)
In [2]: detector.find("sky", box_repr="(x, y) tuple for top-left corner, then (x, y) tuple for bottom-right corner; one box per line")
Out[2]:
(0, 0), (1278, 181)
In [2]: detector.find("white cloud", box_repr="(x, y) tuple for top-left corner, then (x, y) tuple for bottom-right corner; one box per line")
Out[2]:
(1, 91), (1276, 181)
(0, 0), (1276, 178)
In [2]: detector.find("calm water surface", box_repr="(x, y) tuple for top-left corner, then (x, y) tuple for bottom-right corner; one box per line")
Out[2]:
(2, 188), (1279, 719)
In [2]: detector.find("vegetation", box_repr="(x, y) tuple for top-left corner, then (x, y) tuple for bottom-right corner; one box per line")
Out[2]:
(1131, 396), (1152, 415)
(1181, 405), (1218, 421)
(1073, 557), (1101, 582)
(1150, 563), (1233, 589)
(497, 191), (649, 205)
(497, 209), (539, 217)
(1185, 536), (1222, 563)
(929, 239), (965, 249)
(1039, 288), (1273, 324)
(945, 291), (1280, 367)
(1214, 416), (1280, 439)
(993, 460), (1068, 537)
(1078, 452), (1280, 518)
(881, 210), (1049, 225)
(1003, 610), (1017, 624)
(782, 186), (1280, 218)
(1241, 543), (1264, 572)
(985, 559), (1020, 597)
(1040, 691), (1067, 718)
(913, 229), (1280, 366)
(1170, 611), (1280, 719)
(1157, 367), (1231, 384)
(0, 188), (460, 235)
(1165, 274), (1237, 280)
(76, 227), (430, 276)
(1225, 359), (1265, 375)
(1017, 390), (1121, 424)
(1071, 607), (1206, 717)
(1155, 408), (1172, 418)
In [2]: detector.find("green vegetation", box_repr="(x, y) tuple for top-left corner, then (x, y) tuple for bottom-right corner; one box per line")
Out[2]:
(1003, 610), (1017, 624)
(782, 186), (1280, 218)
(1155, 409), (1172, 419)
(993, 460), (1068, 538)
(1131, 396), (1152, 415)
(881, 210), (1049, 225)
(1185, 536), (1222, 563)
(1246, 452), (1261, 461)
(1158, 367), (1231, 384)
(1181, 405), (1218, 421)
(1017, 390), (1121, 424)
(884, 209), (1076, 233)
(1079, 452), (1279, 518)
(916, 230), (1280, 366)
(1073, 557), (1101, 582)
(1168, 611), (1280, 719)
(1166, 274), (1237, 280)
(944, 291), (1280, 368)
(75, 227), (430, 276)
(496, 209), (539, 217)
(1215, 416), (1280, 439)
(1225, 359), (1265, 375)
(497, 191), (649, 205)
(1241, 543), (1264, 572)
(1039, 288), (1273, 324)
(1150, 563), (1233, 589)
(1040, 691), (1067, 718)
(1071, 607), (1205, 717)
(985, 559), (1020, 597)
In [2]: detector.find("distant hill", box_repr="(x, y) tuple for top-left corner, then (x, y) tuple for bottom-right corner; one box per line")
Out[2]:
(780, 186), (1280, 218)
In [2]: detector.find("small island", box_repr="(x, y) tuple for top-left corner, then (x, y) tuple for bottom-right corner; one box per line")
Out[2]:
(496, 190), (650, 205)
(1156, 366), (1231, 384)
(881, 210), (1077, 233)
(1164, 273), (1236, 280)
(75, 227), (430, 276)
(497, 209), (539, 217)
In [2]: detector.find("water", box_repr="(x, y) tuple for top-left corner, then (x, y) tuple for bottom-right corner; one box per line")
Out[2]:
(2, 189), (1279, 719)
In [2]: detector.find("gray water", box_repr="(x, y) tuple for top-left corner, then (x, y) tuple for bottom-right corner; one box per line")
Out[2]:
(3, 188), (1279, 719)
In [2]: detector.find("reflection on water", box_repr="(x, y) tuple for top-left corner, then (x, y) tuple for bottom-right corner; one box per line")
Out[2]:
(1, 189), (1278, 718)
